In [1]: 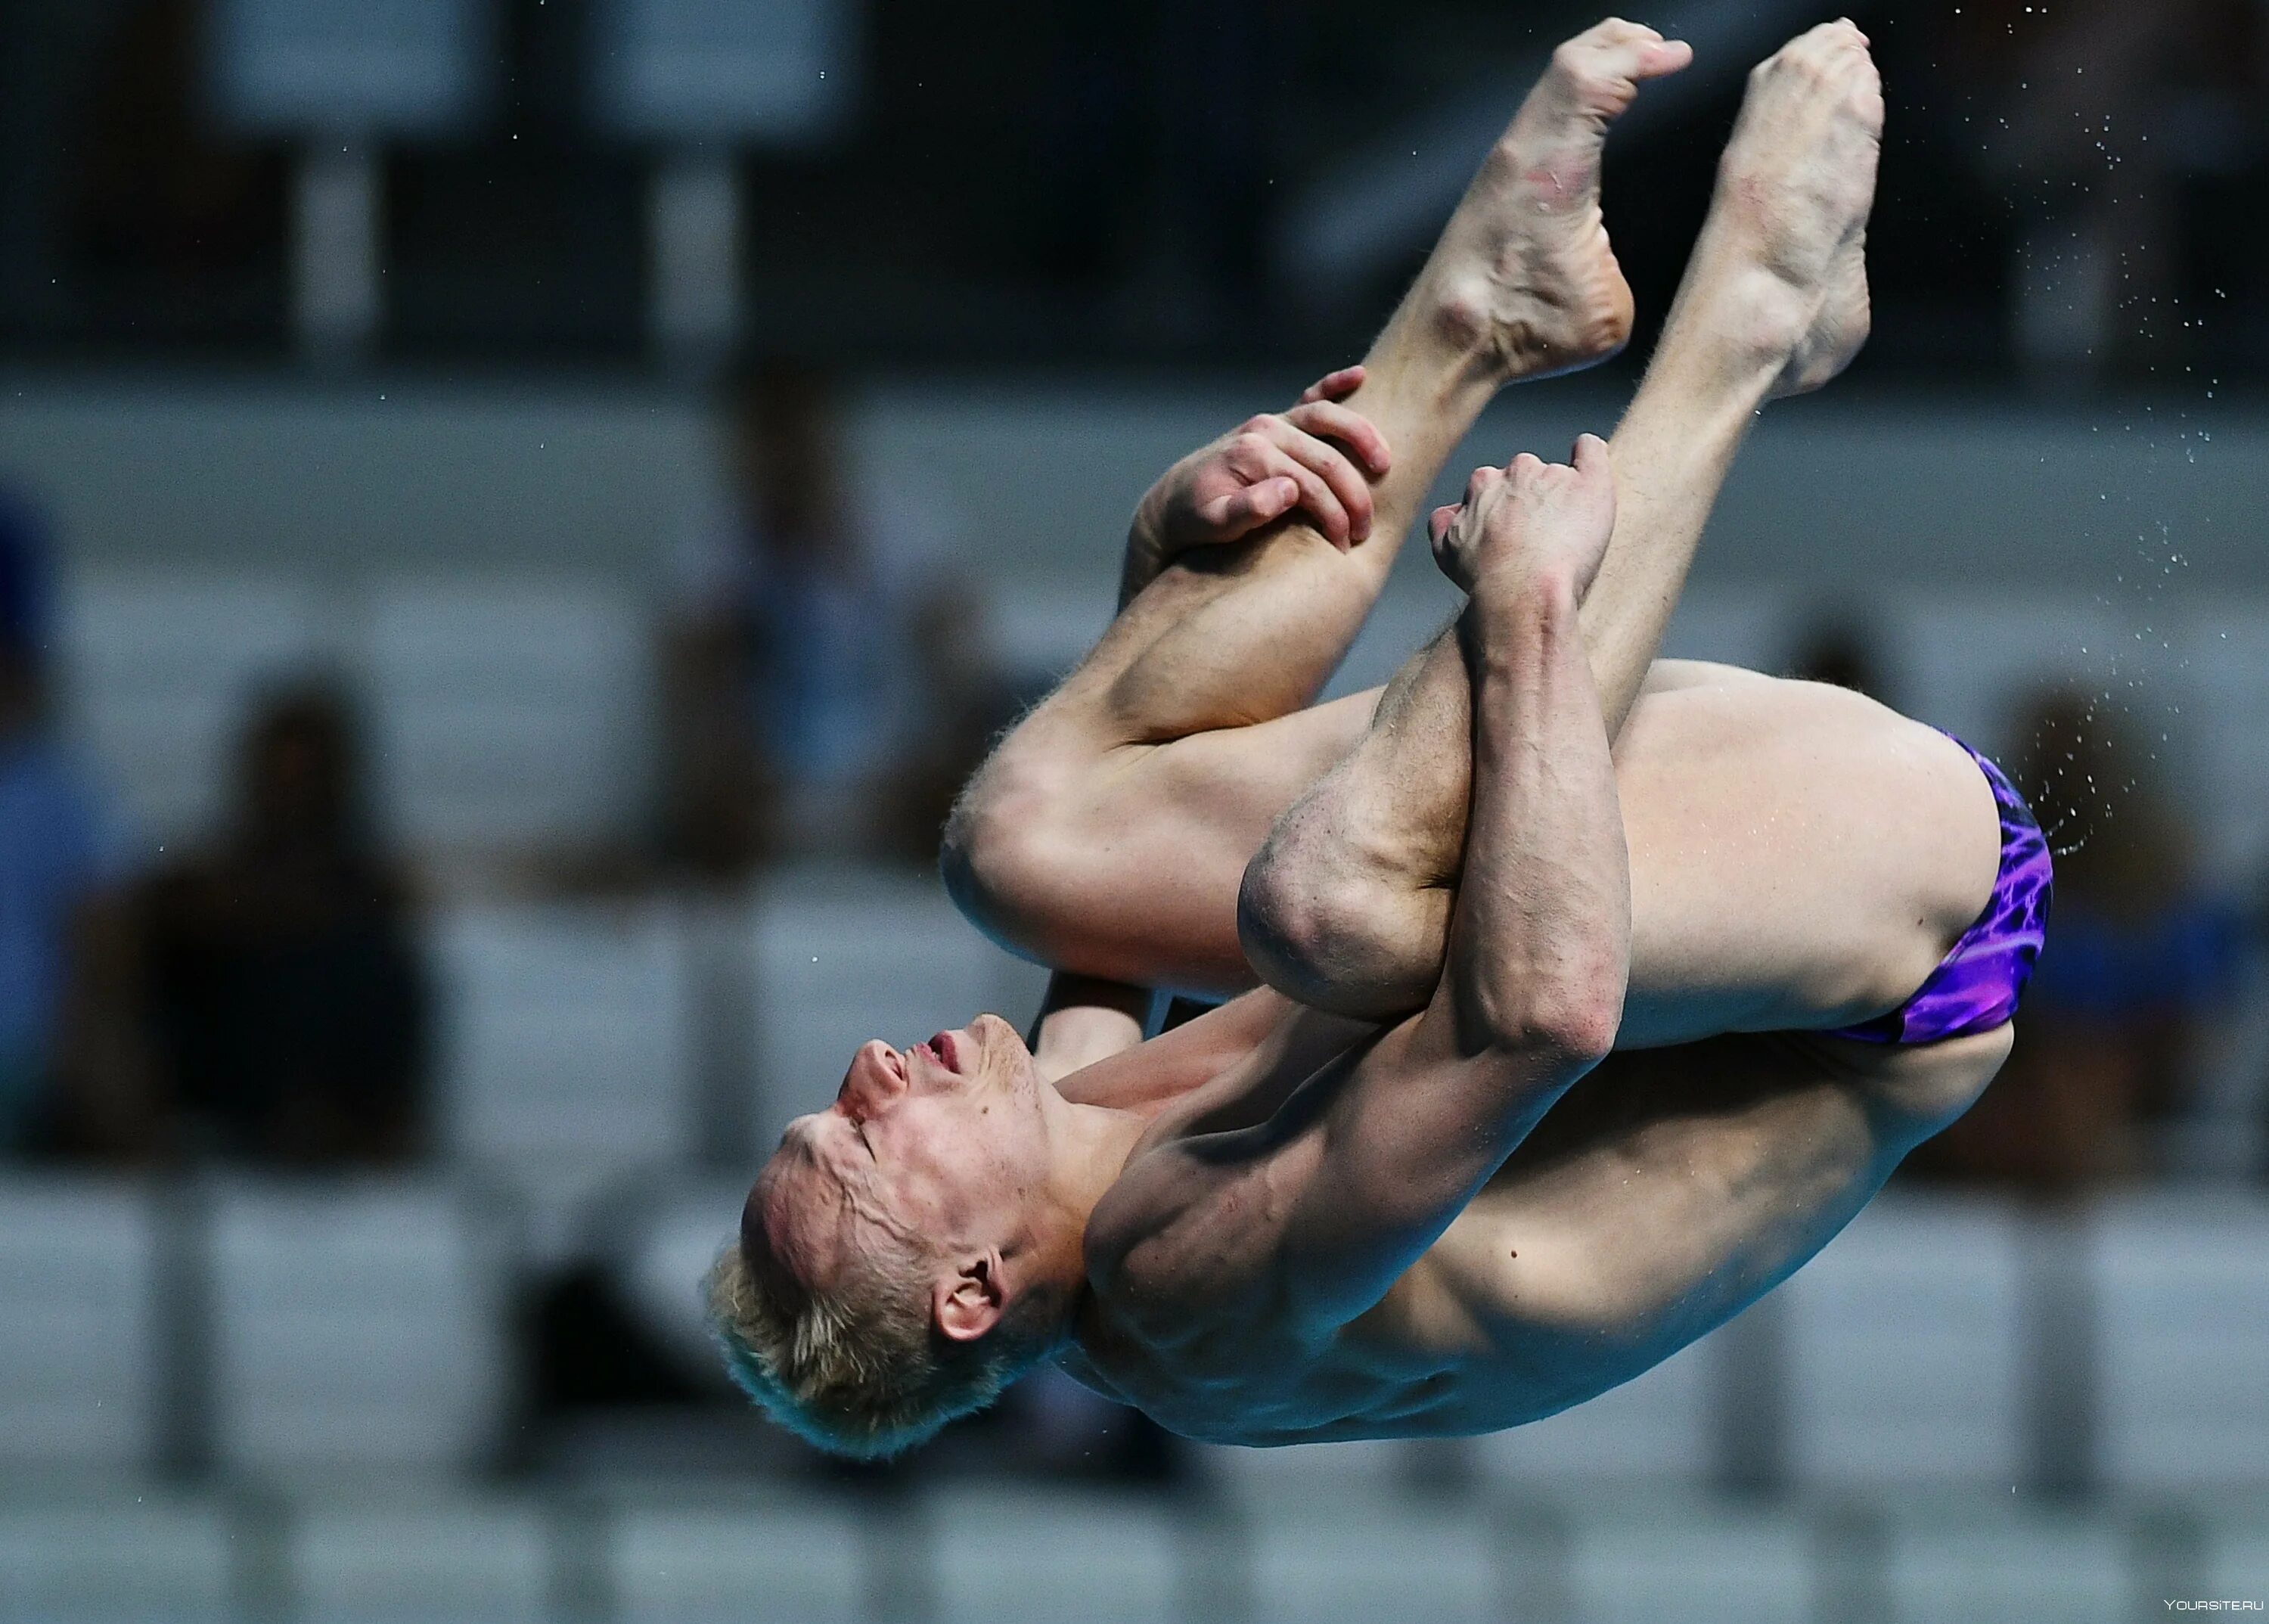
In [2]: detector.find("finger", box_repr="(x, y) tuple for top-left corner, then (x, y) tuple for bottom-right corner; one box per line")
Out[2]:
(1196, 476), (1298, 539)
(1256, 443), (1352, 547)
(1262, 421), (1374, 542)
(1571, 433), (1612, 482)
(1298, 365), (1366, 405)
(1280, 424), (1361, 539)
(1283, 399), (1392, 478)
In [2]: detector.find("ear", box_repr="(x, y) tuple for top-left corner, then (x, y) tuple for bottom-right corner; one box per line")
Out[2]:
(933, 1249), (1007, 1343)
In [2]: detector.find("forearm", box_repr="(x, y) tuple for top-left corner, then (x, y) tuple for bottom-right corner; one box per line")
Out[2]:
(947, 343), (1507, 962)
(1079, 358), (1501, 748)
(1441, 579), (1630, 1057)
(1028, 973), (1153, 1082)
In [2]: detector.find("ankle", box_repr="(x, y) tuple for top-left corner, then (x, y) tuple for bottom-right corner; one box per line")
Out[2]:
(1656, 260), (1811, 400)
(1355, 306), (1507, 425)
(1373, 277), (1519, 391)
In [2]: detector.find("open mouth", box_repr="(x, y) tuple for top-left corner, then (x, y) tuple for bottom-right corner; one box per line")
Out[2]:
(923, 1029), (961, 1073)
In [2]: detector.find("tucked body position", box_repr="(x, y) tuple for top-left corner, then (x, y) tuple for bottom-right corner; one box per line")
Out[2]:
(711, 20), (2050, 1457)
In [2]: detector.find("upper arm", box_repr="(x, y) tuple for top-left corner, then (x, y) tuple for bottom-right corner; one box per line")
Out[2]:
(1100, 1001), (1595, 1339)
(1268, 1006), (1600, 1327)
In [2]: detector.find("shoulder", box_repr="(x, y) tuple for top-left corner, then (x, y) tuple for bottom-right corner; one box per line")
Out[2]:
(1083, 1125), (1317, 1354)
(1075, 1146), (1324, 1436)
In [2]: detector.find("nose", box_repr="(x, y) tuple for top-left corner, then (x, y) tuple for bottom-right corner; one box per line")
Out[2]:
(837, 1039), (908, 1121)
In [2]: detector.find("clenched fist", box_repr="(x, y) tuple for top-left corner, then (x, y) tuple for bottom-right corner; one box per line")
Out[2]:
(1429, 433), (1616, 601)
(1122, 366), (1393, 604)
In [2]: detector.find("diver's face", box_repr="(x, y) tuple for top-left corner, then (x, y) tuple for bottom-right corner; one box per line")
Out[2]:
(746, 1014), (1049, 1298)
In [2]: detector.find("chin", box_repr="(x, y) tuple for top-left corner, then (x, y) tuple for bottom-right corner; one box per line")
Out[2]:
(970, 1013), (1040, 1094)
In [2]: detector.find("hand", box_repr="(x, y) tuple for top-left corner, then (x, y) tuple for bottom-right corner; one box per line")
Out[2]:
(1429, 433), (1616, 601)
(1123, 366), (1392, 602)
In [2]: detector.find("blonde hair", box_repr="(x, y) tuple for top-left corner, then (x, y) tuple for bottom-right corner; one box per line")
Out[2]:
(706, 1230), (1058, 1460)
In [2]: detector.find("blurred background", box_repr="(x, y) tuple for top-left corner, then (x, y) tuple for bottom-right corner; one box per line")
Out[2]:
(2, 0), (2267, 1619)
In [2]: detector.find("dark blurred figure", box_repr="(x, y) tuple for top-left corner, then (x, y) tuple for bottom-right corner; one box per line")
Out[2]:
(1910, 685), (2243, 1191)
(138, 685), (427, 1166)
(63, 0), (288, 340)
(661, 356), (1004, 874)
(1932, 0), (2268, 383)
(1785, 610), (1894, 706)
(1028, 1), (1283, 336)
(0, 490), (142, 1157)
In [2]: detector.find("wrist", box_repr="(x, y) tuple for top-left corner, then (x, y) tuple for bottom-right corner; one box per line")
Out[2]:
(1467, 564), (1581, 624)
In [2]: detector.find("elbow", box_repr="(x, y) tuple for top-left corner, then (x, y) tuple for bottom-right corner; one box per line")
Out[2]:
(1536, 986), (1625, 1067)
(1462, 973), (1625, 1069)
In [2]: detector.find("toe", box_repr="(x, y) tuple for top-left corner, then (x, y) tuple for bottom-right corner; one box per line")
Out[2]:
(1639, 39), (1694, 78)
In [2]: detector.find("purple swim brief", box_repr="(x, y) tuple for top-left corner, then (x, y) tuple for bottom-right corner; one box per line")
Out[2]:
(1827, 737), (2053, 1046)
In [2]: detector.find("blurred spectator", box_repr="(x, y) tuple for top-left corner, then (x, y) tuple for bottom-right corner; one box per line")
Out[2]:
(661, 356), (1006, 874)
(1909, 685), (2245, 1191)
(0, 489), (142, 1158)
(137, 683), (428, 1166)
(68, 0), (283, 281)
(1932, 0), (2268, 383)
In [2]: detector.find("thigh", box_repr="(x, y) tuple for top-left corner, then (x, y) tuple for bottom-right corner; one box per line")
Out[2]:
(1612, 670), (2001, 1045)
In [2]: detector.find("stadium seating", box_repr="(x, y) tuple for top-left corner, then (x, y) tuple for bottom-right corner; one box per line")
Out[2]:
(2201, 1508), (2269, 1608)
(1659, 584), (1804, 673)
(1877, 1505), (2134, 1624)
(57, 570), (329, 842)
(2172, 605), (2269, 880)
(205, 1178), (514, 1478)
(360, 576), (650, 855)
(2089, 1193), (2269, 1492)
(430, 899), (696, 1254)
(1243, 1497), (1501, 1624)
(596, 1174), (749, 1383)
(1891, 593), (2121, 762)
(0, 1175), (164, 1477)
(0, 1495), (238, 1623)
(1560, 1497), (1818, 1624)
(926, 1487), (1184, 1624)
(1780, 1194), (2028, 1489)
(284, 1495), (554, 1624)
(605, 1497), (868, 1624)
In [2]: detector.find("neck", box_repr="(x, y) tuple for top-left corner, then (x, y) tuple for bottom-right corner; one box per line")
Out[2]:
(1023, 1097), (1150, 1294)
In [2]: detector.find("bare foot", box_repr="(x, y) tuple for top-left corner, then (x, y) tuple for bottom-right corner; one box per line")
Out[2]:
(1426, 20), (1693, 381)
(1683, 20), (1883, 396)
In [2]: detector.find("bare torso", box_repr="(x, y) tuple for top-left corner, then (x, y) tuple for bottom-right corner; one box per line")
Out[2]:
(1048, 663), (2012, 1445)
(1066, 1001), (2007, 1448)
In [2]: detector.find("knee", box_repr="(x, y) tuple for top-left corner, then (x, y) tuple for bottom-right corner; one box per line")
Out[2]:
(941, 756), (1076, 952)
(1237, 828), (1435, 1021)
